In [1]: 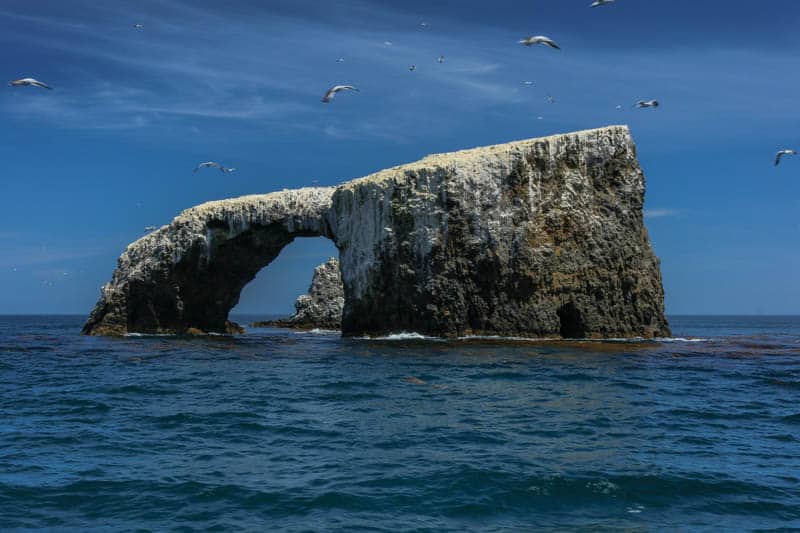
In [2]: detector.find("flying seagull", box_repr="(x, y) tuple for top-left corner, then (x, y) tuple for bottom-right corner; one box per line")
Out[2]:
(9, 78), (52, 90)
(194, 161), (236, 173)
(519, 36), (560, 49)
(547, 94), (556, 104)
(144, 226), (158, 232)
(634, 100), (659, 108)
(336, 57), (345, 63)
(437, 55), (445, 64)
(133, 23), (144, 29)
(419, 22), (429, 29)
(322, 85), (359, 103)
(409, 64), (417, 71)
(615, 104), (622, 110)
(523, 81), (534, 86)
(384, 41), (393, 46)
(775, 149), (797, 166)
(591, 0), (615, 6)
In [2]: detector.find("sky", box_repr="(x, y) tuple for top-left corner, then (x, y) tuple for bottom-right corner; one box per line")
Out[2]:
(1, 0), (799, 316)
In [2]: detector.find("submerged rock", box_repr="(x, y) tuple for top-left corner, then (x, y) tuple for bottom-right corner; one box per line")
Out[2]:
(84, 126), (670, 339)
(252, 258), (344, 330)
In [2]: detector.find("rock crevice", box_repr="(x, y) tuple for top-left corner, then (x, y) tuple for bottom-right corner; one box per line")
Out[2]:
(84, 126), (670, 339)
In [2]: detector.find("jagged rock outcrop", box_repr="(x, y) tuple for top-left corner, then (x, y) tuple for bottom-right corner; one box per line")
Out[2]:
(84, 125), (670, 339)
(252, 258), (344, 330)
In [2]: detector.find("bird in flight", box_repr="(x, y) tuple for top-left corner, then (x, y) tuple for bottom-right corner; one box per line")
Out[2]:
(409, 65), (417, 72)
(194, 162), (236, 173)
(437, 55), (445, 64)
(634, 100), (659, 108)
(775, 149), (797, 166)
(591, 0), (615, 7)
(615, 104), (623, 110)
(547, 94), (556, 104)
(419, 22), (429, 29)
(144, 226), (158, 233)
(133, 23), (144, 29)
(519, 36), (560, 49)
(9, 78), (53, 90)
(322, 85), (359, 103)
(336, 57), (345, 63)
(523, 81), (534, 86)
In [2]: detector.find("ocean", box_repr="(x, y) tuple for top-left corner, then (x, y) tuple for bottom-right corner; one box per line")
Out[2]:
(1, 315), (799, 531)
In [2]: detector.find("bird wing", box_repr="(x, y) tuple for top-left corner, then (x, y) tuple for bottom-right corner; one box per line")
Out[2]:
(775, 152), (784, 166)
(32, 81), (53, 90)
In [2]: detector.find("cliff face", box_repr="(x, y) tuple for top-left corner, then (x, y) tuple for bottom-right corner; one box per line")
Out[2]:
(84, 125), (670, 339)
(253, 258), (344, 330)
(329, 125), (669, 338)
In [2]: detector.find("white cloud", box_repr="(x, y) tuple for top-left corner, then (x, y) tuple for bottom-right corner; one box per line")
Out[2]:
(644, 208), (679, 219)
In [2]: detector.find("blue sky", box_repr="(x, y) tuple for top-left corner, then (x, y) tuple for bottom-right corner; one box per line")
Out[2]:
(1, 0), (799, 316)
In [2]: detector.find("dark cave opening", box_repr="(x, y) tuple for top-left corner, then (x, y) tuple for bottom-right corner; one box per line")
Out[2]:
(558, 302), (587, 339)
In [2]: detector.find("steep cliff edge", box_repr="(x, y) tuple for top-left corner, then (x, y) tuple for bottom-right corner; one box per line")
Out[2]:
(84, 125), (670, 338)
(252, 258), (344, 330)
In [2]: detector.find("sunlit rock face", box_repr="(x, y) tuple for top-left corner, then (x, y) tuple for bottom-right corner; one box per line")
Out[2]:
(84, 126), (670, 339)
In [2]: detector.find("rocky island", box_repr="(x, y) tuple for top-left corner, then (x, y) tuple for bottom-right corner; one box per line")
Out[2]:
(83, 125), (670, 339)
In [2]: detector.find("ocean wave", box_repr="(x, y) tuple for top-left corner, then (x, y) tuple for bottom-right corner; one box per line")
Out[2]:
(307, 328), (341, 335)
(360, 332), (441, 341)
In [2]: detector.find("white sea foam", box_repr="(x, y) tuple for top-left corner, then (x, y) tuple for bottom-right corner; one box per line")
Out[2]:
(307, 328), (340, 335)
(361, 332), (440, 341)
(656, 337), (712, 343)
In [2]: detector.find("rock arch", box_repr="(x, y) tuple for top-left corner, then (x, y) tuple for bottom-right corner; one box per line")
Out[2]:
(84, 126), (671, 339)
(83, 188), (337, 335)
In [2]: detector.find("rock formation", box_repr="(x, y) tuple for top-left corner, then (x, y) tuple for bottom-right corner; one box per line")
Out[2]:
(252, 257), (344, 330)
(84, 125), (670, 339)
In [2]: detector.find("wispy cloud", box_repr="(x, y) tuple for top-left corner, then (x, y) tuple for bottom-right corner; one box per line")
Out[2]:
(645, 208), (679, 219)
(1, 0), (799, 144)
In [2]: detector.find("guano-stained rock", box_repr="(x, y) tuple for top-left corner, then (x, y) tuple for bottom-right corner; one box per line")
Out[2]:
(84, 125), (670, 339)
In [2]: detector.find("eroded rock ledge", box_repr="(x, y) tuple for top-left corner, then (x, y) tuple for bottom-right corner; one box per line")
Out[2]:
(84, 125), (670, 339)
(252, 257), (344, 330)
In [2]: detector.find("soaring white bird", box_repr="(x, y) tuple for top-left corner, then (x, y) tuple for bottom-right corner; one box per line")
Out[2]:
(9, 78), (52, 90)
(437, 55), (445, 64)
(322, 85), (359, 103)
(194, 161), (236, 173)
(547, 94), (556, 104)
(144, 226), (158, 232)
(133, 23), (144, 29)
(591, 0), (615, 7)
(409, 64), (417, 71)
(775, 149), (797, 166)
(634, 100), (659, 108)
(519, 36), (560, 49)
(336, 57), (345, 63)
(523, 81), (534, 86)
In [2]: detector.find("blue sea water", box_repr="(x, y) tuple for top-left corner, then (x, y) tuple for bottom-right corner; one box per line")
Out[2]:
(1, 315), (799, 531)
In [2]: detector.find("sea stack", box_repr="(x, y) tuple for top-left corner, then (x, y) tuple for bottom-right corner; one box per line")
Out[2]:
(252, 257), (344, 330)
(84, 126), (670, 339)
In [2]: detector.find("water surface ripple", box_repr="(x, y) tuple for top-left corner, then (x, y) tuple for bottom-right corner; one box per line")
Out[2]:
(1, 315), (799, 531)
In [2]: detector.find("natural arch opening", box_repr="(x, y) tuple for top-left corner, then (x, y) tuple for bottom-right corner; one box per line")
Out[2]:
(557, 302), (587, 339)
(231, 236), (339, 322)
